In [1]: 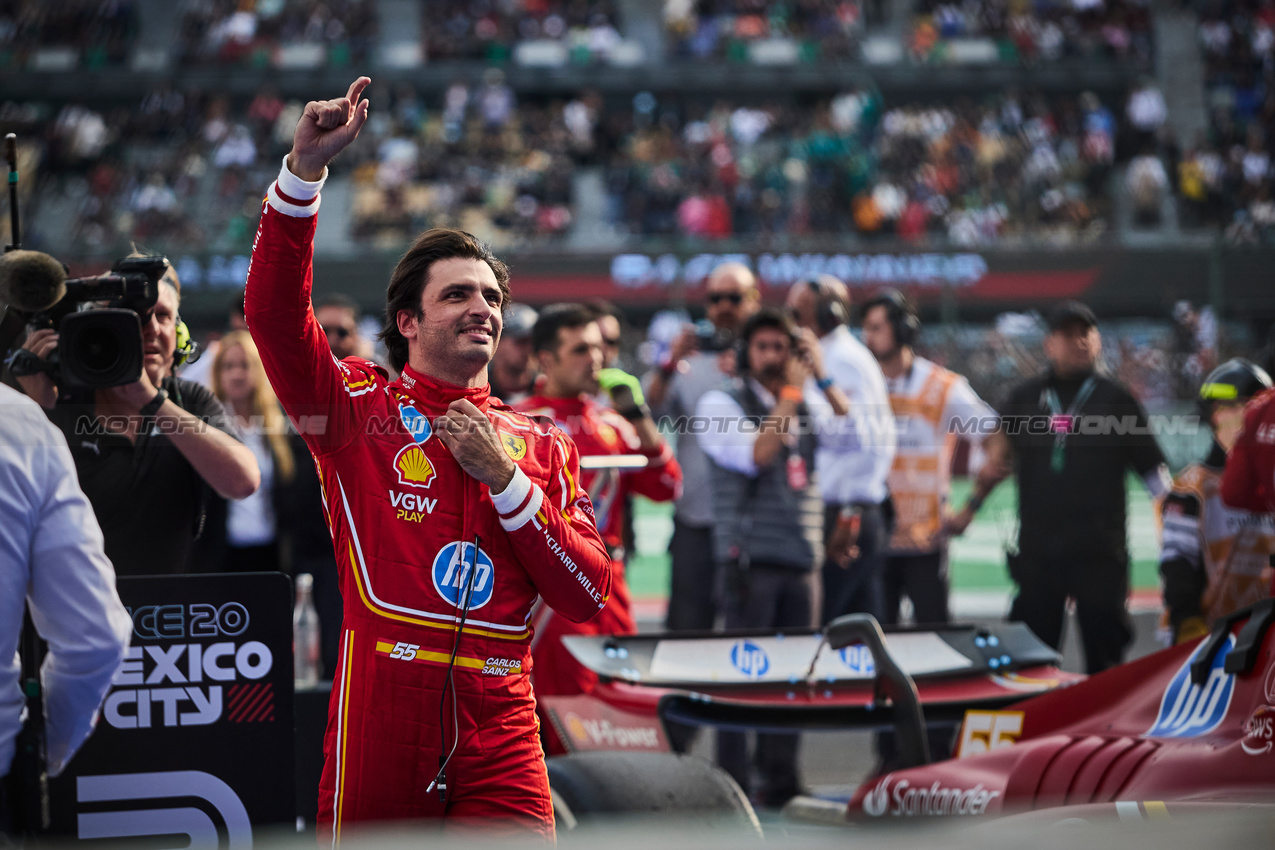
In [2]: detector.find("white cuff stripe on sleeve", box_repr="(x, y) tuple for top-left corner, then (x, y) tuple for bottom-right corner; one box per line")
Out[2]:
(276, 154), (327, 199)
(500, 486), (544, 532)
(267, 182), (322, 218)
(491, 466), (532, 515)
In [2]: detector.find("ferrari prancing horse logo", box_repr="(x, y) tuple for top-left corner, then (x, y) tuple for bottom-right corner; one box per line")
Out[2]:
(502, 433), (527, 462)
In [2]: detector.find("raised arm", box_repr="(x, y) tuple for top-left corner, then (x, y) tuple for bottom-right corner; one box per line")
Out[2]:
(244, 77), (379, 454)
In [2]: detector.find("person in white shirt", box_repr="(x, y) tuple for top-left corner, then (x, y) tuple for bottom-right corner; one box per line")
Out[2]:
(0, 384), (131, 837)
(695, 307), (844, 807)
(786, 276), (898, 625)
(860, 290), (1010, 626)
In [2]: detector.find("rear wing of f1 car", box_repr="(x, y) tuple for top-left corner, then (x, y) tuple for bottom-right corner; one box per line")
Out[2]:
(547, 617), (1083, 758)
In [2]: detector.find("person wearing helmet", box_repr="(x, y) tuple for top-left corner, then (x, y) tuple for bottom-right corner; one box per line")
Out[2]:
(1159, 358), (1275, 644)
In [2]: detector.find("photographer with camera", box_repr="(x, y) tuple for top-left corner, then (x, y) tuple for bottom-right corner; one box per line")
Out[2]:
(695, 307), (839, 807)
(12, 263), (260, 576)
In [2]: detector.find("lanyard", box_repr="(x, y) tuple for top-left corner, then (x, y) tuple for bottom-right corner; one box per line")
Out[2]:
(1042, 375), (1097, 473)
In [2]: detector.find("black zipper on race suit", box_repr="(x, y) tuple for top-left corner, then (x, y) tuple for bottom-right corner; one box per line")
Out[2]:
(429, 446), (483, 804)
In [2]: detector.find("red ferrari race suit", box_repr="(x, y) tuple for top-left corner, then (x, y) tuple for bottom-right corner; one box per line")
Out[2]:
(1222, 387), (1275, 515)
(514, 395), (681, 751)
(245, 163), (612, 841)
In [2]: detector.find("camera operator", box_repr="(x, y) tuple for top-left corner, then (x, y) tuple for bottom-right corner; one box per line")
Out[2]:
(2, 383), (131, 841)
(696, 308), (841, 807)
(13, 264), (260, 576)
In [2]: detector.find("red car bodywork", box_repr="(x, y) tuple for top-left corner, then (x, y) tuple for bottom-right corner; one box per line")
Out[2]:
(847, 603), (1275, 821)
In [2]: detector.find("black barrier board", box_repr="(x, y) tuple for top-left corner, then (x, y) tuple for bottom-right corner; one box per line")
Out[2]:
(48, 572), (295, 846)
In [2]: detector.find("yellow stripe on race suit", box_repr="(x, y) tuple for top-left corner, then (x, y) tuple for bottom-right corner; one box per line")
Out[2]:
(373, 640), (487, 671)
(343, 544), (531, 641)
(334, 630), (354, 847)
(556, 437), (578, 516)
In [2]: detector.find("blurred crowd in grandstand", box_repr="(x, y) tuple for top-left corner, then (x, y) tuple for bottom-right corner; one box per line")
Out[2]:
(1191, 0), (1275, 238)
(6, 79), (1184, 254)
(8, 0), (1275, 246)
(909, 0), (1153, 67)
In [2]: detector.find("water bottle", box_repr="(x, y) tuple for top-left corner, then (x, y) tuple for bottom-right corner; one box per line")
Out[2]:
(293, 573), (320, 687)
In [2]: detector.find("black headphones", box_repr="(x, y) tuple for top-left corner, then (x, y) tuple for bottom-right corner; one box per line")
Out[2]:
(806, 278), (850, 335)
(864, 288), (920, 349)
(735, 309), (800, 375)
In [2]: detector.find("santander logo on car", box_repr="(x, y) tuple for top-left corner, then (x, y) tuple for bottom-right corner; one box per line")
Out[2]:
(859, 774), (1002, 818)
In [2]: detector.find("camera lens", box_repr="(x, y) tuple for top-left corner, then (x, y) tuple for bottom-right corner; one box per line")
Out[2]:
(74, 325), (123, 376)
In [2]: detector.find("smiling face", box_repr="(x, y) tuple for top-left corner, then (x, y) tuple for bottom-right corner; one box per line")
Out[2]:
(396, 257), (505, 387)
(140, 283), (179, 385)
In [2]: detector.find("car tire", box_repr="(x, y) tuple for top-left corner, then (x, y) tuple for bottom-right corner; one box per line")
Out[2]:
(546, 751), (760, 833)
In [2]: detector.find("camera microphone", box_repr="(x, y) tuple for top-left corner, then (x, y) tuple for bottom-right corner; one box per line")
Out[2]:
(0, 249), (67, 313)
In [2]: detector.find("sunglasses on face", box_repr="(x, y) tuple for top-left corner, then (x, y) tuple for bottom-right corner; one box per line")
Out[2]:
(323, 325), (353, 340)
(707, 292), (743, 306)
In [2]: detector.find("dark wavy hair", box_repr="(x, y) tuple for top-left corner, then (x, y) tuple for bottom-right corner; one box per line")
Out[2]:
(377, 228), (511, 372)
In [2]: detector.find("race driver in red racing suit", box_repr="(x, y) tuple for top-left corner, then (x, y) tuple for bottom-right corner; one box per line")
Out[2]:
(513, 304), (682, 752)
(244, 77), (611, 841)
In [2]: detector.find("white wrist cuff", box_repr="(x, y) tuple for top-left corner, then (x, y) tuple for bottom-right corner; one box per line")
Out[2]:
(277, 154), (327, 199)
(491, 466), (532, 514)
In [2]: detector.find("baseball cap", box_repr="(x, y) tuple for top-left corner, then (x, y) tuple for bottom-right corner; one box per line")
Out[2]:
(1045, 300), (1098, 333)
(504, 303), (538, 339)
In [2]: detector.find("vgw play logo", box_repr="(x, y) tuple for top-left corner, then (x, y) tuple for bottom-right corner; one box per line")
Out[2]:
(730, 640), (769, 678)
(1147, 634), (1236, 738)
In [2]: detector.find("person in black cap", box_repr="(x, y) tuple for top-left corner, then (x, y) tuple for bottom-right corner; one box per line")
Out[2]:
(994, 300), (1171, 673)
(489, 302), (538, 404)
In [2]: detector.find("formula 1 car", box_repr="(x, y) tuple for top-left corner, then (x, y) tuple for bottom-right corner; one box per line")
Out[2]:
(542, 599), (1275, 827)
(538, 616), (1082, 826)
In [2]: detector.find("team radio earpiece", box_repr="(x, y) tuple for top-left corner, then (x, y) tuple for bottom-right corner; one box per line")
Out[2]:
(869, 288), (921, 349)
(806, 278), (849, 335)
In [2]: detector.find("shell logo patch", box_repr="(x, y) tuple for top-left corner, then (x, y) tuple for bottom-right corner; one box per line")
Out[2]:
(501, 433), (527, 462)
(394, 444), (436, 489)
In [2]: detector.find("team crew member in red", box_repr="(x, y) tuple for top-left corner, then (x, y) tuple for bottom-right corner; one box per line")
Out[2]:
(244, 77), (612, 840)
(515, 305), (682, 752)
